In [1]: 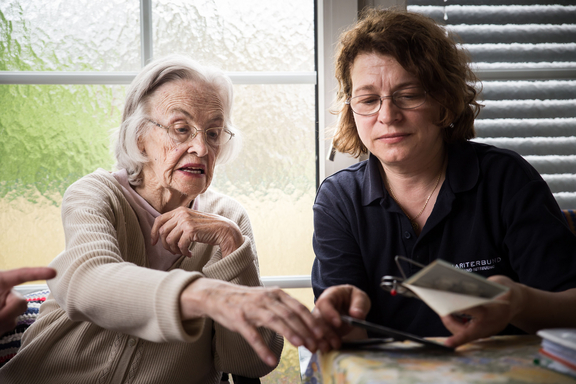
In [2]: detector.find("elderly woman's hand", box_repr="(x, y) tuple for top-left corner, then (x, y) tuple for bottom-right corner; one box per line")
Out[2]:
(179, 278), (338, 366)
(151, 207), (244, 258)
(441, 275), (523, 348)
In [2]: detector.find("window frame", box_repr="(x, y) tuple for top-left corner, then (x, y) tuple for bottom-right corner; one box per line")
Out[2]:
(1, 0), (319, 289)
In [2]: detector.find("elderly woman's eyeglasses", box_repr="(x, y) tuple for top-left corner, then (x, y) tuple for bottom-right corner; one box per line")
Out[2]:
(147, 119), (234, 147)
(345, 87), (427, 116)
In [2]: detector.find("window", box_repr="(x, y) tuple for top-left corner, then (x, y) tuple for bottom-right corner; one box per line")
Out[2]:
(0, 0), (316, 278)
(324, 1), (576, 209)
(407, 0), (576, 209)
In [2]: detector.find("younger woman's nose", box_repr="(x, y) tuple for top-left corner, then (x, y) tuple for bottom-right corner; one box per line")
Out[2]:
(377, 98), (401, 125)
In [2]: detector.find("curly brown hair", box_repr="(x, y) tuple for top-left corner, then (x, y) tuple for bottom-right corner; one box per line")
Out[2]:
(332, 8), (482, 157)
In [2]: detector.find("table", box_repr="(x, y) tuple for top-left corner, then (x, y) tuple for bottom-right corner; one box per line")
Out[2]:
(301, 335), (576, 384)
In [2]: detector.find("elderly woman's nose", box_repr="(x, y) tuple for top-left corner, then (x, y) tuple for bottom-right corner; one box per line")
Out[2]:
(377, 98), (400, 124)
(186, 132), (210, 156)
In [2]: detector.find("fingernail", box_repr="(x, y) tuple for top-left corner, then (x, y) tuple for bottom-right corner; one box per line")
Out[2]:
(313, 327), (323, 338)
(290, 336), (304, 346)
(266, 355), (277, 366)
(306, 338), (317, 350)
(330, 337), (341, 350)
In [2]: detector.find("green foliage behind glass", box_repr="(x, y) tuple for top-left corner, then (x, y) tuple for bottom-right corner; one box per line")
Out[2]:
(1, 4), (125, 204)
(0, 84), (123, 204)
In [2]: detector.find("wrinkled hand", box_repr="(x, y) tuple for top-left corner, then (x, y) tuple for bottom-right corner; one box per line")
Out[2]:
(442, 275), (522, 348)
(180, 278), (337, 366)
(0, 267), (57, 335)
(313, 285), (371, 349)
(151, 207), (243, 258)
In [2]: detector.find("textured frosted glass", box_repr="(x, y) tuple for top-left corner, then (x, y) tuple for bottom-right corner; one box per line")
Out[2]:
(0, 84), (123, 269)
(2, 0), (316, 280)
(153, 0), (314, 72)
(0, 0), (141, 71)
(212, 84), (316, 277)
(1, 83), (316, 276)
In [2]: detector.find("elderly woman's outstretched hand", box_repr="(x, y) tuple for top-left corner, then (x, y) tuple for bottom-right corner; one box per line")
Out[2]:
(179, 278), (339, 366)
(151, 207), (244, 258)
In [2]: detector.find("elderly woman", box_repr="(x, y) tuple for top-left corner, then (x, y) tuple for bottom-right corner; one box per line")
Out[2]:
(312, 9), (576, 348)
(0, 55), (366, 383)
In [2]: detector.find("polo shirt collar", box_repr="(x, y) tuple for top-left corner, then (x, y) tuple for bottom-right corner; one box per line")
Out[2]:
(362, 153), (387, 206)
(360, 141), (479, 206)
(446, 141), (479, 193)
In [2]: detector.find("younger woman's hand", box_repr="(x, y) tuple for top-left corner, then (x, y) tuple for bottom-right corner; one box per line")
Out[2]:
(313, 285), (371, 349)
(441, 275), (522, 348)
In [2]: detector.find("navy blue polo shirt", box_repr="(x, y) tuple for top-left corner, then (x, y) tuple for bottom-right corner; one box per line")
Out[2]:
(312, 141), (576, 337)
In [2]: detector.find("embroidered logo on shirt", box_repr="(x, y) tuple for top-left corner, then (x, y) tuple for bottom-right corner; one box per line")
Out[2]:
(453, 257), (502, 272)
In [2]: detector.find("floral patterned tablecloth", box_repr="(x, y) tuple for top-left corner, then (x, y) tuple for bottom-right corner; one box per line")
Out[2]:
(301, 336), (576, 384)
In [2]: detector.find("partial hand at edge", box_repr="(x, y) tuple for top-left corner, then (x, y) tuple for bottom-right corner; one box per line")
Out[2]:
(0, 267), (57, 335)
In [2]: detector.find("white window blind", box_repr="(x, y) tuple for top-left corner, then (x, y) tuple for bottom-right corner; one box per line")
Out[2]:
(408, 1), (576, 209)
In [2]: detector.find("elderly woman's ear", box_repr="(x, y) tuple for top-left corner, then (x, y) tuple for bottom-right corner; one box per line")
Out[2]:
(136, 127), (149, 155)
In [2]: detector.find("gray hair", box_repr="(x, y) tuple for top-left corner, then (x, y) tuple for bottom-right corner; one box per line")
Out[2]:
(114, 54), (242, 186)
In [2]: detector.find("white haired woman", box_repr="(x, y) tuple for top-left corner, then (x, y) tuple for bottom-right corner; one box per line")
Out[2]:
(0, 55), (358, 384)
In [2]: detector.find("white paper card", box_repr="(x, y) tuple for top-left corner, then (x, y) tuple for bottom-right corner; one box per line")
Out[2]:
(401, 259), (509, 316)
(403, 284), (500, 317)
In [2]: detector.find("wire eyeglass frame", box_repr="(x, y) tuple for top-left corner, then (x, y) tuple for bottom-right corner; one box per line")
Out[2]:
(345, 87), (427, 116)
(147, 119), (234, 147)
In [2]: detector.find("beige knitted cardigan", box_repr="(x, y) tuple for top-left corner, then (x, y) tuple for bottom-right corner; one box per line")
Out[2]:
(0, 169), (283, 384)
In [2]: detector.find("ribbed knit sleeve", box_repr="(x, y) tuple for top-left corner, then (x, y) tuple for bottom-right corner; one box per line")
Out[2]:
(49, 169), (205, 343)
